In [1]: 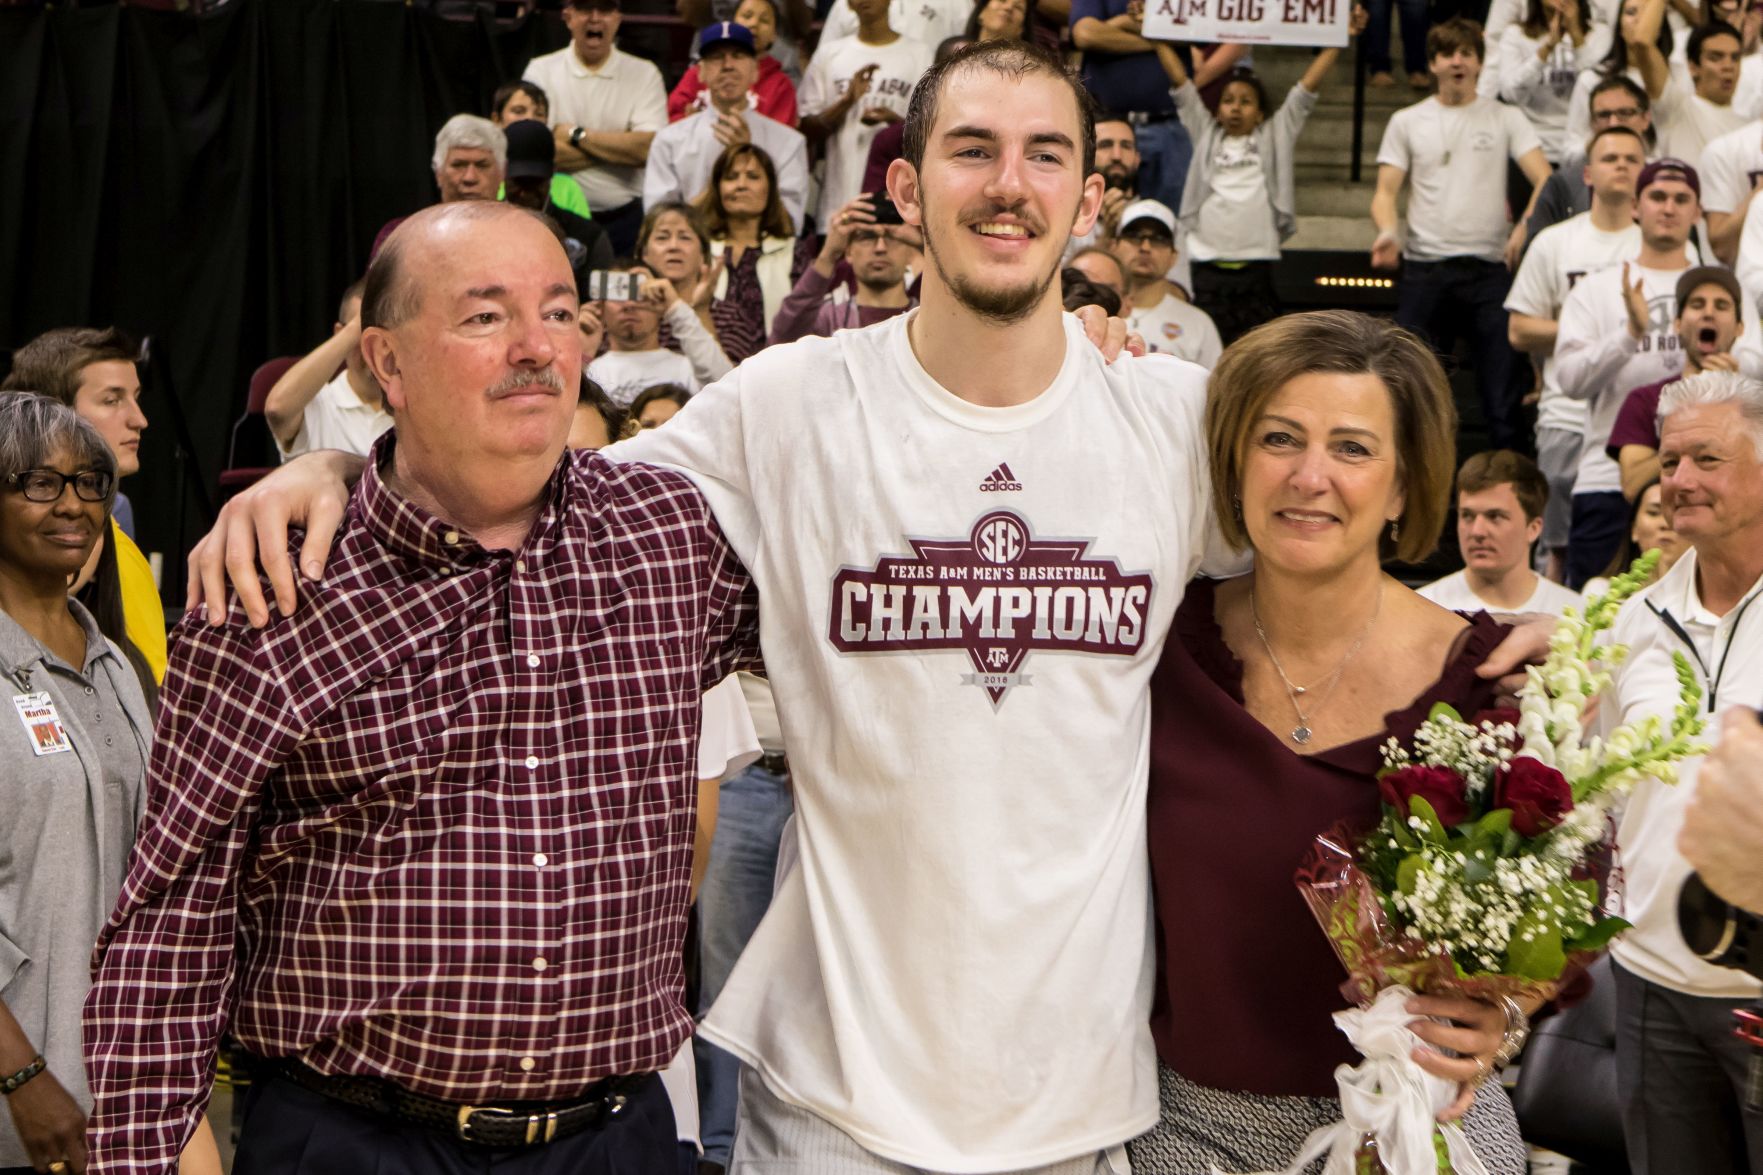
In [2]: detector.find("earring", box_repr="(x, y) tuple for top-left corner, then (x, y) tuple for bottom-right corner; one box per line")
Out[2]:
(1389, 518), (1401, 545)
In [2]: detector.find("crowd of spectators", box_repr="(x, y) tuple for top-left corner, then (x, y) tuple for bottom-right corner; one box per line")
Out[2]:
(5, 0), (1763, 1171)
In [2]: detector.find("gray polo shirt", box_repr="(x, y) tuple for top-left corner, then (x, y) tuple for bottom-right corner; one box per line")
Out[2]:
(0, 600), (149, 1167)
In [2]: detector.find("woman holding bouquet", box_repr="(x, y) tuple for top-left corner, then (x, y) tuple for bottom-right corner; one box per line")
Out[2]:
(1131, 311), (1535, 1173)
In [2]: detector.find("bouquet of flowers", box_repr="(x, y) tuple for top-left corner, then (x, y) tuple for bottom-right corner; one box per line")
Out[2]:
(1241, 552), (1708, 1175)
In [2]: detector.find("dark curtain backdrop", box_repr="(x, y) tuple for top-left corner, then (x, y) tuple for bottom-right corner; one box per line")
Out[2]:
(0, 1), (678, 597)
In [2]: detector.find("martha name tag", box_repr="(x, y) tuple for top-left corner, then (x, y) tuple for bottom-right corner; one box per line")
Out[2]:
(13, 692), (72, 756)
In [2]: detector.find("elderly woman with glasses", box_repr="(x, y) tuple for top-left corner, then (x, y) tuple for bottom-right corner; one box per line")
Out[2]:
(0, 392), (151, 1175)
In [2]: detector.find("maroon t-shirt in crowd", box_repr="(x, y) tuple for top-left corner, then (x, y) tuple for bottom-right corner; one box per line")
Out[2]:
(1605, 377), (1671, 461)
(1145, 578), (1505, 1097)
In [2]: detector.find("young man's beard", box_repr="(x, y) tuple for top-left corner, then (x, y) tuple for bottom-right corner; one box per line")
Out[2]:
(1102, 168), (1134, 193)
(918, 192), (1067, 326)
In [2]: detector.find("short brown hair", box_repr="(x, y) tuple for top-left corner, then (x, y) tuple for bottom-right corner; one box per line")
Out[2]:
(902, 40), (1096, 178)
(1206, 310), (1458, 565)
(635, 201), (713, 267)
(1456, 448), (1549, 523)
(696, 143), (795, 240)
(1, 327), (139, 407)
(1426, 17), (1485, 63)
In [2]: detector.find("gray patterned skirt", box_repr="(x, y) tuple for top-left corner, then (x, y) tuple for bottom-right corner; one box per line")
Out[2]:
(1127, 1064), (1529, 1175)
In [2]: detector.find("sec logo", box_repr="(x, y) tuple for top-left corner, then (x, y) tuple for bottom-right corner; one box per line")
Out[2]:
(973, 513), (1027, 564)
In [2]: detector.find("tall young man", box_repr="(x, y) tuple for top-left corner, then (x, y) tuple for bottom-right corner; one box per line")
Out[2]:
(1506, 124), (1648, 580)
(1419, 450), (1584, 614)
(1372, 17), (1552, 451)
(1554, 158), (1699, 587)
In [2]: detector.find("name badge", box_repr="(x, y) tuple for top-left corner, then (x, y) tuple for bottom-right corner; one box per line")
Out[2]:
(12, 692), (72, 756)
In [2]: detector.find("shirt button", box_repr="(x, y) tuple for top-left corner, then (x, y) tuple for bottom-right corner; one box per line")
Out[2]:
(525, 755), (540, 770)
(516, 559), (528, 573)
(532, 957), (549, 972)
(443, 530), (460, 546)
(519, 1057), (537, 1072)
(84, 687), (95, 696)
(526, 654), (541, 668)
(532, 853), (549, 868)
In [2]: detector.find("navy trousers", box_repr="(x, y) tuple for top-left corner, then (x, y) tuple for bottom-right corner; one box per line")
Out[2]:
(233, 1069), (677, 1175)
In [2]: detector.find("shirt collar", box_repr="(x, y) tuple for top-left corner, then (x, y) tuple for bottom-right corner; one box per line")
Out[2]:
(1653, 545), (1763, 627)
(0, 597), (116, 684)
(355, 430), (578, 572)
(568, 44), (622, 79)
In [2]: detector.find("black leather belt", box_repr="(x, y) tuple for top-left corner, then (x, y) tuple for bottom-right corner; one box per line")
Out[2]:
(758, 750), (788, 774)
(275, 1060), (651, 1148)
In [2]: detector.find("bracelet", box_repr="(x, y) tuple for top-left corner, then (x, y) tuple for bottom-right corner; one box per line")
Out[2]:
(0, 1055), (46, 1096)
(570, 125), (586, 150)
(1492, 993), (1531, 1067)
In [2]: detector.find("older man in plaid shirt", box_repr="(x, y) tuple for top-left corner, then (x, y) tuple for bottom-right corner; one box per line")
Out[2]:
(80, 201), (758, 1175)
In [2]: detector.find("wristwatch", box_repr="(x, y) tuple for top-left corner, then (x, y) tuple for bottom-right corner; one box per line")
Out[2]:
(1492, 994), (1532, 1066)
(570, 125), (587, 150)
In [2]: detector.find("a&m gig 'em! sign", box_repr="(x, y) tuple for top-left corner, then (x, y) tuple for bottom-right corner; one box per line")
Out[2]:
(1142, 0), (1349, 47)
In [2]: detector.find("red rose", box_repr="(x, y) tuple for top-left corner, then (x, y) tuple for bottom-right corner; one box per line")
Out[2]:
(1378, 764), (1472, 827)
(1494, 757), (1574, 837)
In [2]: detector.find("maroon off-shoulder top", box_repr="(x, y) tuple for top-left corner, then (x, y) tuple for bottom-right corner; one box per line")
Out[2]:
(1146, 578), (1506, 1097)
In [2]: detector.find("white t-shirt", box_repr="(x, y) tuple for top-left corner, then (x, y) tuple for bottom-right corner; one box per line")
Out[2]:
(1378, 96), (1543, 261)
(819, 0), (970, 49)
(1186, 135), (1281, 262)
(1655, 85), (1747, 169)
(1553, 260), (1687, 494)
(1503, 212), (1641, 436)
(277, 370), (393, 460)
(799, 34), (933, 223)
(1695, 119), (1763, 217)
(1493, 25), (1611, 162)
(1417, 568), (1585, 615)
(587, 347), (700, 407)
(1128, 290), (1224, 368)
(1604, 549), (1763, 999)
(609, 310), (1221, 1170)
(525, 45), (668, 213)
(1735, 180), (1763, 309)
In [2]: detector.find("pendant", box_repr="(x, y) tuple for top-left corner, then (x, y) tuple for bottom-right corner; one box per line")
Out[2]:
(1293, 685), (1307, 695)
(1292, 726), (1313, 744)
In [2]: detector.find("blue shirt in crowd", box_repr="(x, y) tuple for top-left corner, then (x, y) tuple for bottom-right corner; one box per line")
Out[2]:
(1070, 0), (1178, 114)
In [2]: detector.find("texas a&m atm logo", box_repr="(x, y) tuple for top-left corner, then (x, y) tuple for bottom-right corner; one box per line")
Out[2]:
(827, 511), (1155, 707)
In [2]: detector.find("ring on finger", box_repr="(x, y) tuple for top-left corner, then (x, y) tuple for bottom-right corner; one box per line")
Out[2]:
(49, 1163), (69, 1173)
(1471, 1056), (1491, 1088)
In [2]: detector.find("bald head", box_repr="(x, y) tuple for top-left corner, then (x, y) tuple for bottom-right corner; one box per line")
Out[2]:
(363, 202), (568, 332)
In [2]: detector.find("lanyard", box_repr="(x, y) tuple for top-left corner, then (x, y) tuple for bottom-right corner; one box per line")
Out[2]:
(1647, 588), (1761, 711)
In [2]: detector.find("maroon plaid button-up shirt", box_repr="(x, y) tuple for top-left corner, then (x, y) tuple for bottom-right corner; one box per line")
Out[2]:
(82, 439), (758, 1174)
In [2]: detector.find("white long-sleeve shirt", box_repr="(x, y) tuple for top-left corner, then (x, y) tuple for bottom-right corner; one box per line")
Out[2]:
(1553, 260), (1688, 494)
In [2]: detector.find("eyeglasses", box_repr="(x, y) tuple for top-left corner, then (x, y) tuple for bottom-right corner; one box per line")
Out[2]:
(6, 468), (113, 503)
(1592, 106), (1644, 121)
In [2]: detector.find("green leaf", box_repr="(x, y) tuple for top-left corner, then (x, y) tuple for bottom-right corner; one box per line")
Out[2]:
(1397, 853), (1426, 896)
(1409, 796), (1449, 844)
(1427, 701), (1464, 724)
(1565, 916), (1631, 953)
(1475, 808), (1514, 838)
(1507, 911), (1567, 980)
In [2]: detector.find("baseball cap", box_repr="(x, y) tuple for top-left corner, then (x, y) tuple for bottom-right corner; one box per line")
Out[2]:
(1675, 265), (1745, 320)
(1118, 199), (1177, 238)
(1637, 158), (1700, 199)
(697, 20), (756, 56)
(502, 119), (555, 181)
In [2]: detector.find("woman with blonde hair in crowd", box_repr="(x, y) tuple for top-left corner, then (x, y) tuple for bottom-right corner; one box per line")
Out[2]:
(1132, 311), (1533, 1172)
(695, 143), (815, 362)
(0, 393), (221, 1175)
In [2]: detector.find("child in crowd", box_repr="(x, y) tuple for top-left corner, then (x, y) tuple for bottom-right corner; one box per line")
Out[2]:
(1153, 9), (1366, 344)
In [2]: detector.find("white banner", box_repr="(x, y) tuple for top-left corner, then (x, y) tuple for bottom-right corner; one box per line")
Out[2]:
(1141, 0), (1350, 47)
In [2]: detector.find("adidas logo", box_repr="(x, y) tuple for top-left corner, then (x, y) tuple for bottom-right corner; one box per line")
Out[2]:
(979, 462), (1023, 492)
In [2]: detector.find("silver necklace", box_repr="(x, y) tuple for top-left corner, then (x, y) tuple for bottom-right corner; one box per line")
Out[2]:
(1250, 583), (1384, 745)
